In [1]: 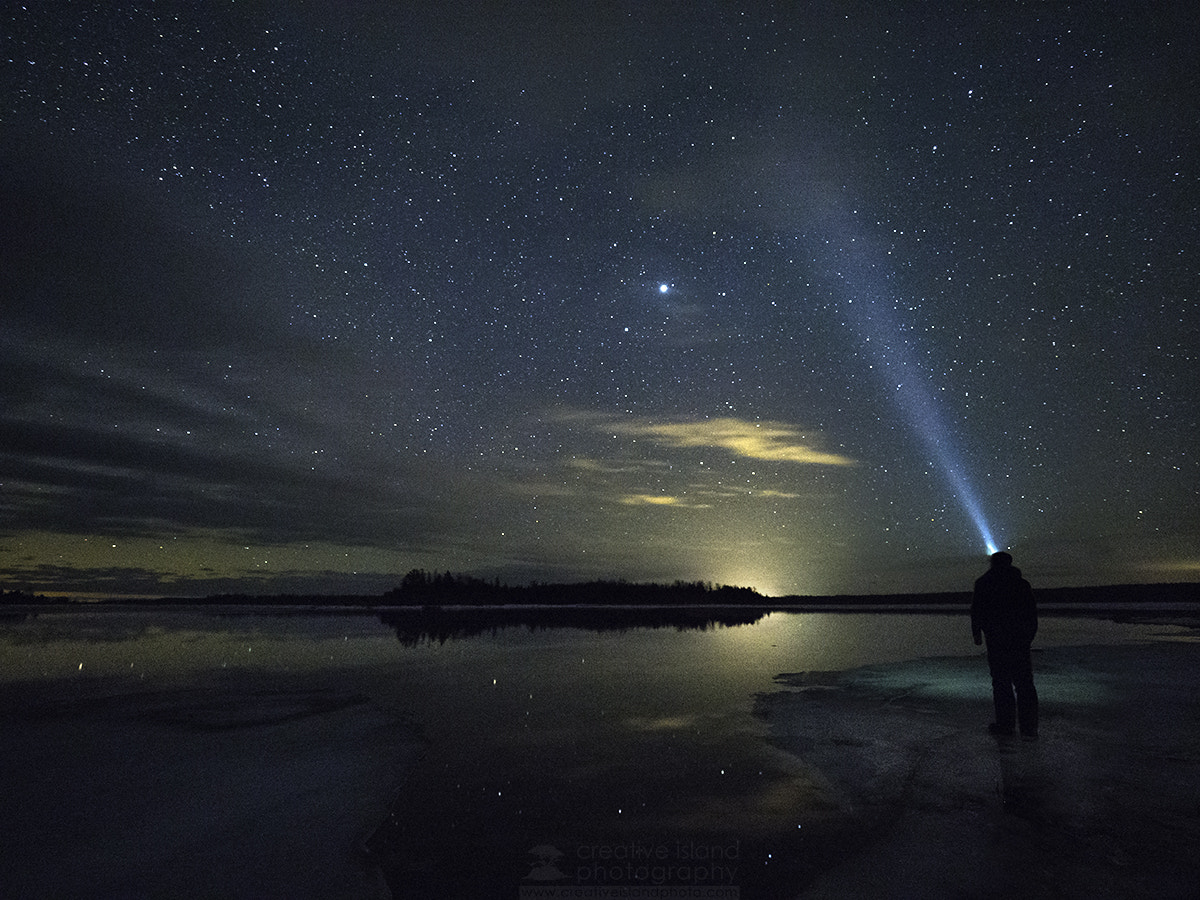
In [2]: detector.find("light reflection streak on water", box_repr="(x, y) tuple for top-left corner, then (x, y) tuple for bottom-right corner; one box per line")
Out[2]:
(0, 609), (1187, 691)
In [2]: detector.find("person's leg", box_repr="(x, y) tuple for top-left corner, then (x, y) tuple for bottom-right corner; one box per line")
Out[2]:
(1012, 647), (1038, 736)
(987, 648), (1016, 733)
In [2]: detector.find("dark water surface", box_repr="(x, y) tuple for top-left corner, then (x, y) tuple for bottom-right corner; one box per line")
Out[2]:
(0, 608), (1186, 897)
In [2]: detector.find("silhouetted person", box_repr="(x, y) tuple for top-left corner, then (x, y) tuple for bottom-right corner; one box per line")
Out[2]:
(972, 551), (1038, 738)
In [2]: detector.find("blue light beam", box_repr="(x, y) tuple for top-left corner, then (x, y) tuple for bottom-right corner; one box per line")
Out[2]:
(812, 208), (1000, 555)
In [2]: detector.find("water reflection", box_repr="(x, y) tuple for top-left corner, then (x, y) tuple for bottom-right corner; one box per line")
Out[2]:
(1, 609), (1193, 897)
(377, 605), (768, 645)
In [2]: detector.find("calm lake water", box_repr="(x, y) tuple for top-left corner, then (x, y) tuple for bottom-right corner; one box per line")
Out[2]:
(1, 606), (1179, 686)
(0, 607), (1188, 897)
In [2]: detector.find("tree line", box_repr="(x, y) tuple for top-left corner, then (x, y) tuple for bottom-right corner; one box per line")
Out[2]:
(382, 569), (764, 606)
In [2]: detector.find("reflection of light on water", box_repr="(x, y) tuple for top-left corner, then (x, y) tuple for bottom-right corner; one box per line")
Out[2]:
(703, 612), (815, 691)
(3, 610), (1190, 690)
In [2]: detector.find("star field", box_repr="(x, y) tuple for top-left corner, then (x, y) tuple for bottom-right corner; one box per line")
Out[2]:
(2, 2), (1197, 596)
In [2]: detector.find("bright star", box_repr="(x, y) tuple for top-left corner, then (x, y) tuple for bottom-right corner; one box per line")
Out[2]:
(658, 283), (669, 293)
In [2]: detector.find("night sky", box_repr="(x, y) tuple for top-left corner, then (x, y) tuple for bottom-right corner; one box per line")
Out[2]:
(3, 2), (1197, 598)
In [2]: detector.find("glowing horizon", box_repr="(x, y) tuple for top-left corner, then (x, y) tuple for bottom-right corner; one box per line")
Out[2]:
(3, 5), (1192, 598)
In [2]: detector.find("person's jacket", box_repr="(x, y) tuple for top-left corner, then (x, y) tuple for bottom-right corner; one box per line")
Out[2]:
(971, 565), (1036, 647)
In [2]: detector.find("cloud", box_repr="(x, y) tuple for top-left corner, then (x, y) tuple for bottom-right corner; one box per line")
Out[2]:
(0, 560), (404, 598)
(618, 494), (711, 509)
(565, 457), (668, 476)
(609, 417), (855, 466)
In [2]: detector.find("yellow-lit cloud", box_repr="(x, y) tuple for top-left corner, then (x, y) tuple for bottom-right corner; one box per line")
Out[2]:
(1143, 559), (1200, 576)
(566, 457), (668, 475)
(619, 494), (712, 508)
(610, 417), (855, 466)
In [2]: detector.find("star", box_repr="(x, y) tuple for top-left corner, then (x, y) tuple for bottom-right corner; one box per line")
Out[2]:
(1, 1), (1194, 597)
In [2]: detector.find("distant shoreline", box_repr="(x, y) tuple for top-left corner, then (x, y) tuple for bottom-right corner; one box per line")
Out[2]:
(3, 583), (1198, 633)
(3, 581), (1199, 613)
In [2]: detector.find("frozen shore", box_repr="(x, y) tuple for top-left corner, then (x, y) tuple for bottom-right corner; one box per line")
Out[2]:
(757, 640), (1200, 898)
(1, 625), (1196, 898)
(0, 669), (420, 899)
